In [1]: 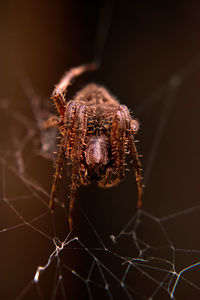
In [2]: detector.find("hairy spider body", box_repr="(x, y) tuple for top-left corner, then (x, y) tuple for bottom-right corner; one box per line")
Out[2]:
(48, 64), (142, 230)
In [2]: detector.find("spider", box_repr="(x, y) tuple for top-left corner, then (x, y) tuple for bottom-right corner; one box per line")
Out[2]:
(45, 63), (143, 230)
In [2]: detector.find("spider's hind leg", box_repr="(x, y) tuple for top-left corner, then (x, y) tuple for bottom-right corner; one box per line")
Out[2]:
(51, 63), (97, 118)
(21, 78), (59, 160)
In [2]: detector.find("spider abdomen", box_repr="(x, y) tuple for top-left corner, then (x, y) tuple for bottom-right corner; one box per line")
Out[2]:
(74, 83), (119, 106)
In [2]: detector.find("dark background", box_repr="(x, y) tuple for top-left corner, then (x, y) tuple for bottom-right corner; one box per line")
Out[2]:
(0, 1), (200, 299)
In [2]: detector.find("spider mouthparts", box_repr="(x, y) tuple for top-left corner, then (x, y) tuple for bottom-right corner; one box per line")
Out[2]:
(85, 136), (108, 167)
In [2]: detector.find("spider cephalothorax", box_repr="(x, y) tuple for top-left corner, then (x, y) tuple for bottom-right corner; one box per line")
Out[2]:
(47, 64), (142, 230)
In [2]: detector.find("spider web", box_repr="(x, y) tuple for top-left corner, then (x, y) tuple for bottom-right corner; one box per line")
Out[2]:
(1, 2), (200, 300)
(1, 53), (200, 300)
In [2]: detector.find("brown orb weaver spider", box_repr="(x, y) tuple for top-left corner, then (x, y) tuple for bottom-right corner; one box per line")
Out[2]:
(45, 63), (143, 230)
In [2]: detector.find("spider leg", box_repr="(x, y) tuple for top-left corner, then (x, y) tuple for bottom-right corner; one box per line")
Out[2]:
(114, 107), (127, 178)
(128, 133), (143, 208)
(64, 101), (83, 159)
(111, 107), (126, 180)
(98, 106), (127, 188)
(65, 101), (89, 180)
(76, 104), (89, 185)
(119, 105), (143, 208)
(69, 102), (92, 229)
(20, 77), (47, 129)
(51, 63), (97, 118)
(49, 101), (79, 212)
(63, 101), (89, 229)
(68, 162), (79, 230)
(49, 137), (66, 210)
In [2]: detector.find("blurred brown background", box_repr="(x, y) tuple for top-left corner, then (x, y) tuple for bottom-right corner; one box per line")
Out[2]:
(0, 0), (200, 299)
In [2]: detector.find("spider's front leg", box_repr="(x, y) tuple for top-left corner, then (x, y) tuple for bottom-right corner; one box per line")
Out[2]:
(119, 105), (143, 208)
(99, 107), (127, 188)
(49, 63), (96, 215)
(67, 102), (89, 230)
(48, 101), (78, 211)
(49, 100), (88, 230)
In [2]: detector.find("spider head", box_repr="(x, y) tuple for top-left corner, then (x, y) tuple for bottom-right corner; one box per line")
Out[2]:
(85, 135), (109, 168)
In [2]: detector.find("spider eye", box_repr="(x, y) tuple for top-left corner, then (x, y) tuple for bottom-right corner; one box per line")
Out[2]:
(131, 119), (139, 133)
